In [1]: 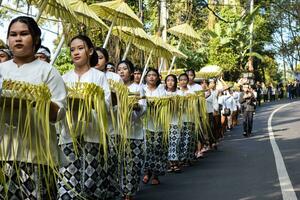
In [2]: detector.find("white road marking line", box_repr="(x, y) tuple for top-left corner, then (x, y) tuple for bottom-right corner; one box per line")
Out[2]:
(268, 103), (298, 200)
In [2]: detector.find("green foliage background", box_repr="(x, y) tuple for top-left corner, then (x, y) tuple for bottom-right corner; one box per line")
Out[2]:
(1, 0), (298, 84)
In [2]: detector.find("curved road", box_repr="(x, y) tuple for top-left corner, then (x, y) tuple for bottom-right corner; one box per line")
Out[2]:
(136, 100), (300, 200)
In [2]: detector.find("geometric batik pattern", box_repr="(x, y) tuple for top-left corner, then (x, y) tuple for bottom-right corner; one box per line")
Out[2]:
(207, 113), (217, 145)
(180, 122), (196, 162)
(121, 139), (144, 197)
(0, 161), (56, 200)
(144, 131), (168, 176)
(168, 124), (181, 161)
(104, 136), (122, 200)
(57, 142), (107, 200)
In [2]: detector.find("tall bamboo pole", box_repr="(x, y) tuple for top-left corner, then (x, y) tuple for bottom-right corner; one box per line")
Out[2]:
(50, 34), (65, 65)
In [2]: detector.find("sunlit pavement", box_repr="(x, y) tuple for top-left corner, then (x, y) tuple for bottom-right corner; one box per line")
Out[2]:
(136, 99), (300, 200)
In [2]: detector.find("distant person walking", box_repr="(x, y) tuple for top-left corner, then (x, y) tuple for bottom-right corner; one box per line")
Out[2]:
(240, 85), (256, 137)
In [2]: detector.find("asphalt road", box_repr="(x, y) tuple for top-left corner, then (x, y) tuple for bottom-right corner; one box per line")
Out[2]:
(136, 99), (300, 200)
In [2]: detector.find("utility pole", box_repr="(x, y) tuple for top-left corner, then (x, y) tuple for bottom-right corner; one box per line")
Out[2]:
(248, 0), (254, 72)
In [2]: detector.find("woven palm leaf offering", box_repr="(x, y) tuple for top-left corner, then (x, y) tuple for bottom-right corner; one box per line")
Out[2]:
(168, 94), (184, 128)
(108, 80), (140, 155)
(146, 96), (173, 145)
(192, 91), (209, 137)
(197, 65), (223, 79)
(0, 79), (57, 196)
(66, 82), (108, 158)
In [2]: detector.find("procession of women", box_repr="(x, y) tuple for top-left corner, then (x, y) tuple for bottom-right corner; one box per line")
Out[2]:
(0, 17), (257, 200)
(0, 0), (260, 199)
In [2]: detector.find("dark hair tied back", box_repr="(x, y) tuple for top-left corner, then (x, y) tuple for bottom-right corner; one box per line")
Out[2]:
(165, 74), (177, 92)
(185, 68), (195, 76)
(178, 73), (189, 82)
(117, 59), (135, 81)
(70, 35), (98, 67)
(7, 16), (41, 53)
(95, 47), (109, 62)
(145, 67), (161, 87)
(117, 59), (135, 73)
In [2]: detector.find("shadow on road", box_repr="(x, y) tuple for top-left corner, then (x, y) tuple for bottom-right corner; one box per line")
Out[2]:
(136, 99), (300, 200)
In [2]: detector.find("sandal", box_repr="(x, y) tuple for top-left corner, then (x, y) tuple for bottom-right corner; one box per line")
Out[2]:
(167, 166), (175, 173)
(151, 177), (160, 185)
(173, 165), (181, 173)
(142, 173), (152, 184)
(124, 195), (133, 200)
(196, 152), (204, 159)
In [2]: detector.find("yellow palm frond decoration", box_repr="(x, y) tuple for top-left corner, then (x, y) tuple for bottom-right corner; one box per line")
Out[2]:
(168, 23), (201, 42)
(90, 0), (143, 28)
(0, 39), (6, 48)
(197, 65), (223, 79)
(0, 80), (56, 197)
(165, 42), (188, 59)
(139, 34), (175, 82)
(69, 0), (109, 28)
(146, 96), (173, 145)
(28, 0), (76, 22)
(108, 80), (140, 155)
(167, 23), (200, 74)
(66, 82), (108, 159)
(90, 0), (143, 48)
(193, 91), (209, 137)
(112, 26), (155, 59)
(148, 35), (174, 59)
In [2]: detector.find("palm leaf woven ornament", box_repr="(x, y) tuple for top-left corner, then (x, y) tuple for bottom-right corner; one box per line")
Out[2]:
(167, 23), (201, 74)
(168, 23), (201, 42)
(69, 0), (108, 28)
(28, 0), (76, 22)
(112, 26), (155, 60)
(0, 80), (56, 198)
(165, 42), (188, 59)
(65, 82), (108, 159)
(145, 96), (173, 145)
(139, 34), (174, 85)
(90, 0), (143, 48)
(30, 0), (109, 65)
(107, 80), (140, 160)
(145, 93), (208, 147)
(197, 65), (223, 79)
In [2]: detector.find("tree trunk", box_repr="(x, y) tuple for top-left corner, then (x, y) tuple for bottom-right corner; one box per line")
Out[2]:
(208, 0), (217, 30)
(160, 0), (168, 71)
(248, 0), (254, 72)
